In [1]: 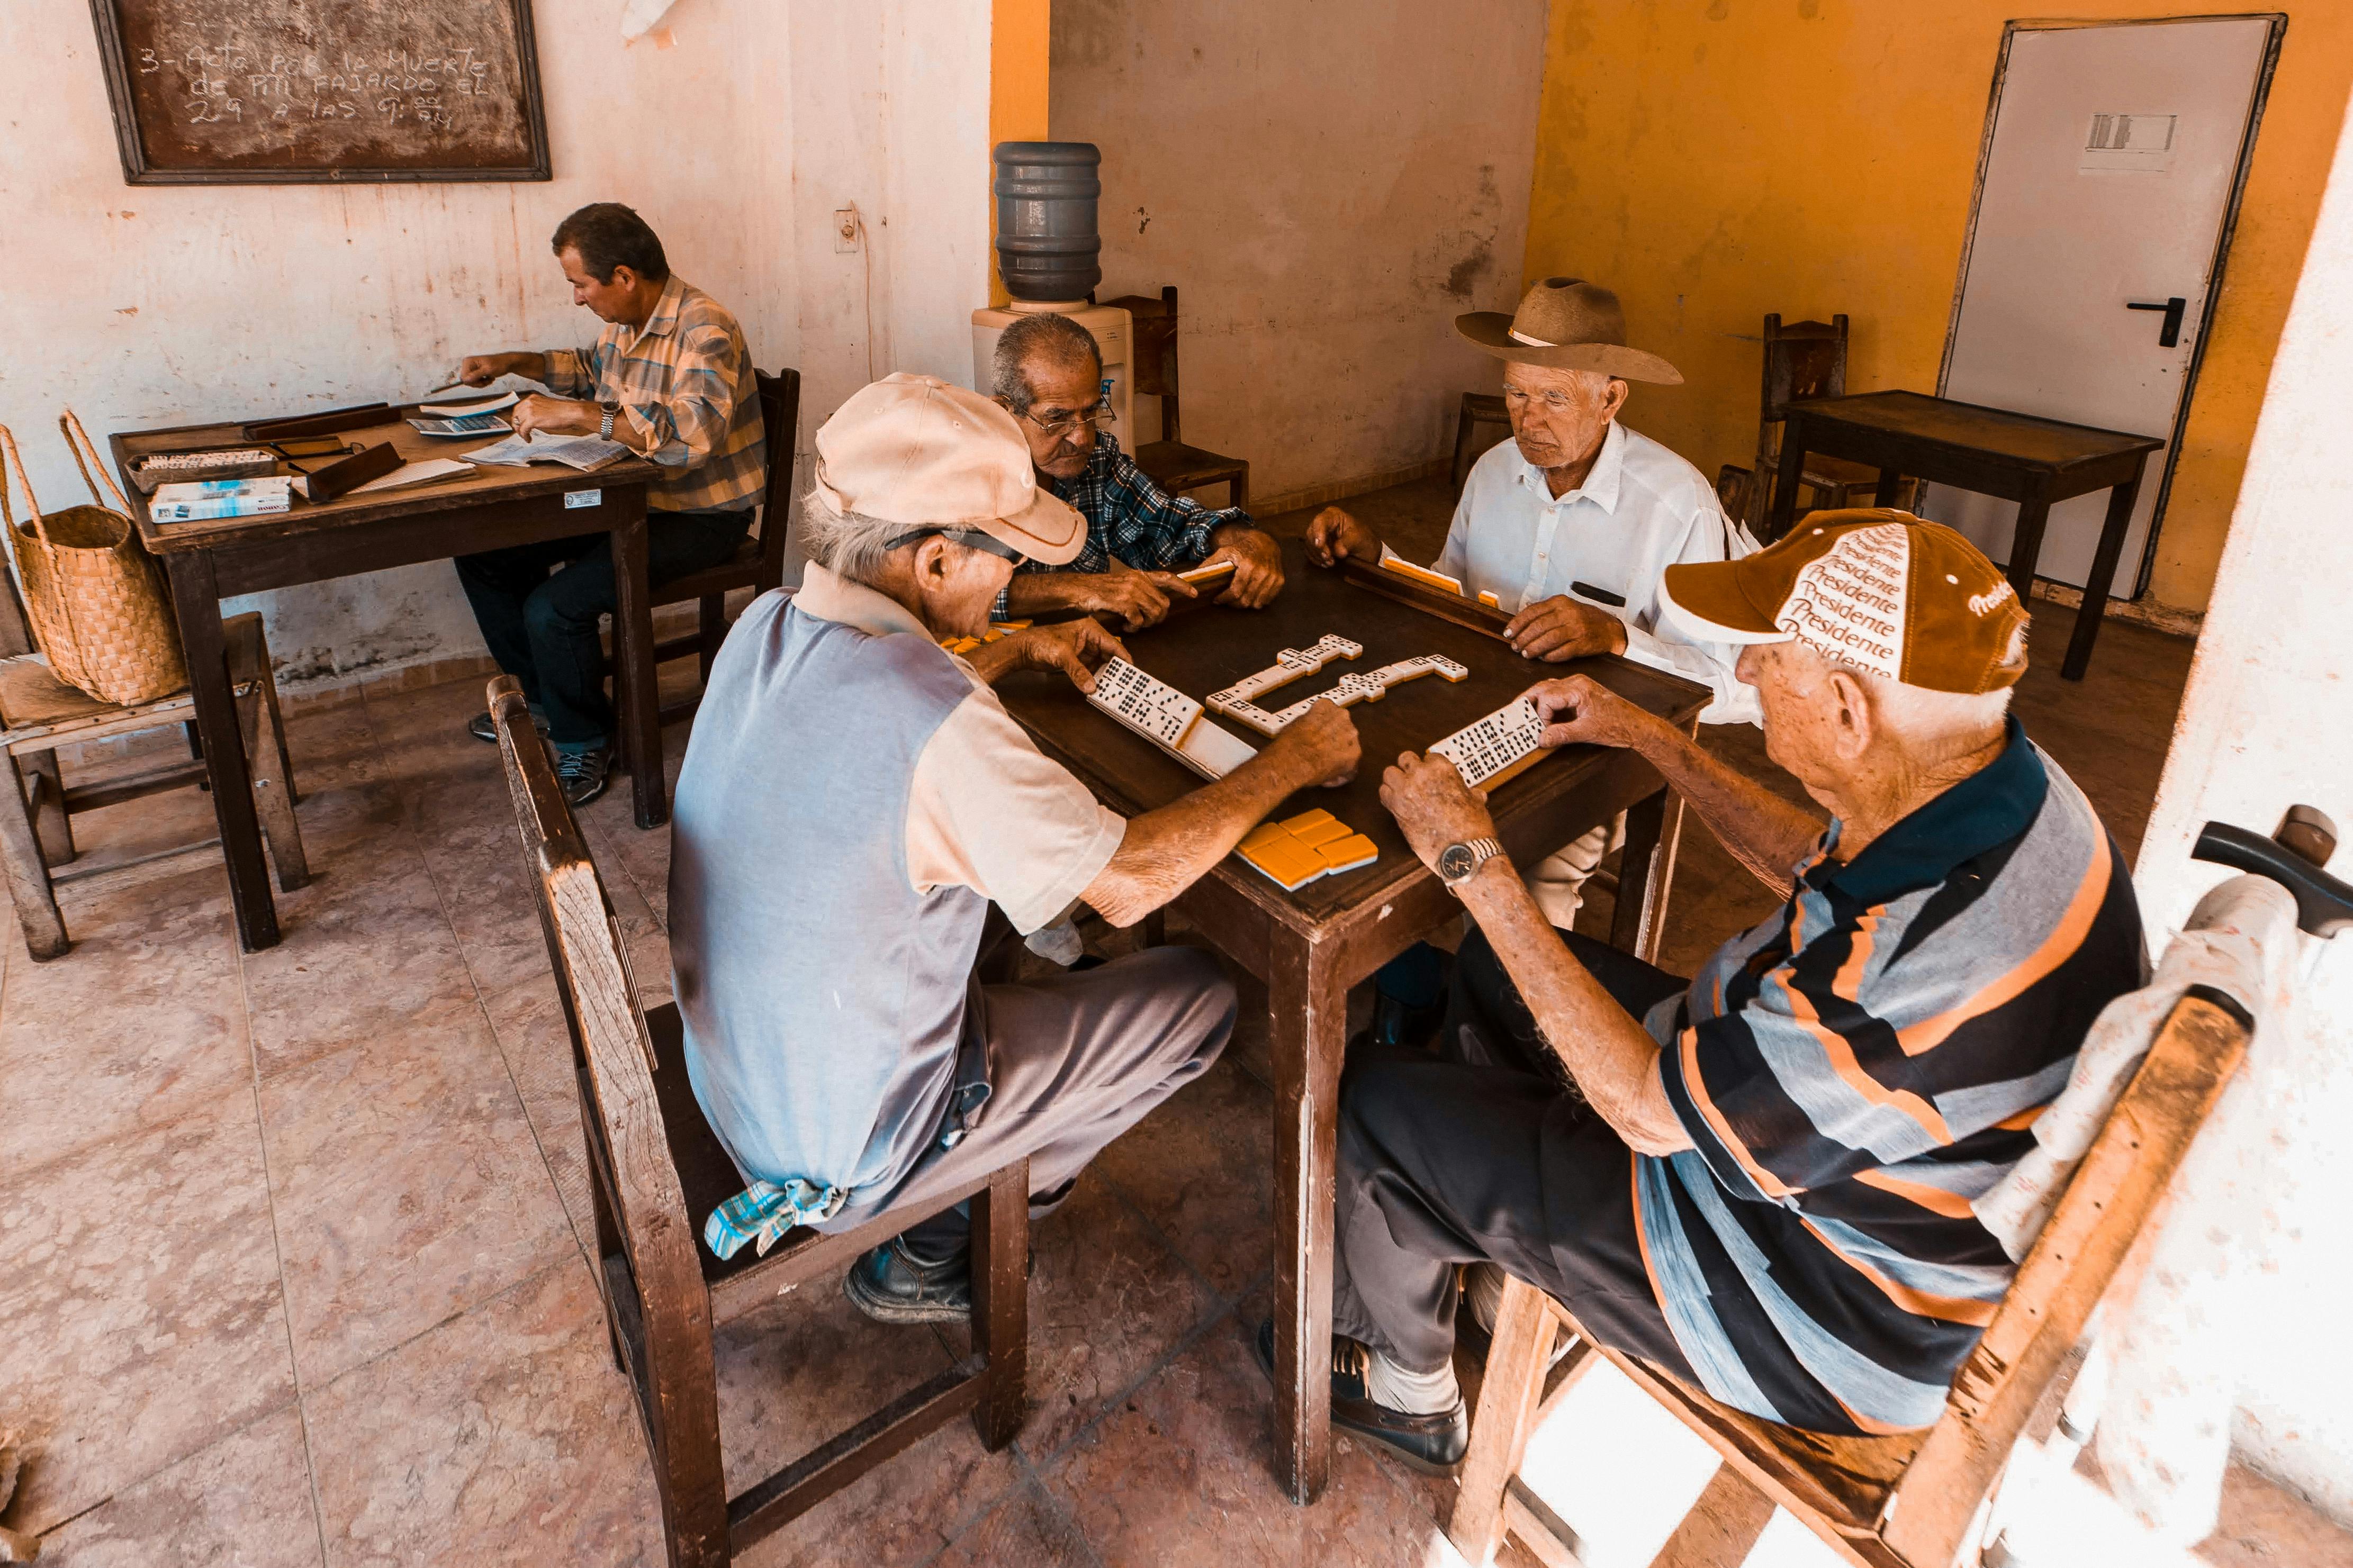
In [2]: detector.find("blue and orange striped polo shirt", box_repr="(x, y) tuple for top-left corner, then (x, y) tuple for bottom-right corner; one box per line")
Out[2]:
(1636, 718), (2143, 1434)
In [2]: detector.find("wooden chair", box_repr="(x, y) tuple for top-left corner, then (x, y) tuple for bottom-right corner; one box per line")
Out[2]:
(1722, 315), (1918, 537)
(1449, 984), (2258, 1568)
(490, 675), (1030, 1566)
(1452, 393), (1512, 494)
(0, 609), (304, 959)
(1100, 287), (1248, 510)
(647, 368), (803, 726)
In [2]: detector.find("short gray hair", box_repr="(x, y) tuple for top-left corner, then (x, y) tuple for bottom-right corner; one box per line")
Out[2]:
(798, 484), (906, 586)
(991, 313), (1102, 416)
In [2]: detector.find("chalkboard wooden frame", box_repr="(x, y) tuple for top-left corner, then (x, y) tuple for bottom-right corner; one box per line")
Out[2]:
(87, 0), (553, 185)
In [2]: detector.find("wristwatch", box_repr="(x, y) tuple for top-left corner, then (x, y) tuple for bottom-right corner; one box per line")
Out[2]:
(1437, 837), (1507, 893)
(598, 400), (620, 441)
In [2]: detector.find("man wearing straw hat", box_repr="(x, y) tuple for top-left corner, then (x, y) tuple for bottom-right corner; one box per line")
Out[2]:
(1308, 278), (1761, 1042)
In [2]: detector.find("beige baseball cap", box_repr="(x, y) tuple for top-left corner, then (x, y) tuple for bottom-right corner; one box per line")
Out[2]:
(1661, 510), (2031, 694)
(811, 371), (1086, 565)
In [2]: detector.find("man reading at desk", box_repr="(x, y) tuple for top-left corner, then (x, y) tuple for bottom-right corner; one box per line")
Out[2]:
(449, 201), (767, 805)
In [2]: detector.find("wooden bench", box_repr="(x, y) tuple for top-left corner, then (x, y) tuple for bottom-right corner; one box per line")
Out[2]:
(490, 675), (1030, 1565)
(1448, 984), (2256, 1568)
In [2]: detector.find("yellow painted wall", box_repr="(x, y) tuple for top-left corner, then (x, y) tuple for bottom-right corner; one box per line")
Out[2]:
(1525, 2), (2353, 614)
(988, 0), (1053, 306)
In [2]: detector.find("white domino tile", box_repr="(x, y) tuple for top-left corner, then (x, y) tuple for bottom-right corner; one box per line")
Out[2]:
(1086, 657), (1256, 779)
(1430, 695), (1549, 789)
(1248, 654), (1472, 736)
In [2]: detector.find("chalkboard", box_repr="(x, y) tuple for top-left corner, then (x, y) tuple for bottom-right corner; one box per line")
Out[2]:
(88, 0), (551, 184)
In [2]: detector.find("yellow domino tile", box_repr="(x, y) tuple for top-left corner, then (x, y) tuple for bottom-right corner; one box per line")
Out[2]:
(1239, 821), (1292, 854)
(1285, 808), (1340, 832)
(993, 620), (1032, 632)
(1288, 815), (1355, 849)
(1317, 833), (1378, 873)
(1477, 591), (1502, 609)
(1241, 837), (1328, 891)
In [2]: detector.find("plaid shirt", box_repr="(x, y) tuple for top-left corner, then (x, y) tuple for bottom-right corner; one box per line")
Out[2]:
(994, 429), (1250, 617)
(543, 275), (766, 513)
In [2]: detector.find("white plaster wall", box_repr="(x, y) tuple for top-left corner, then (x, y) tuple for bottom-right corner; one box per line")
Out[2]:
(1048, 0), (1547, 506)
(2131, 88), (2353, 1520)
(0, 0), (991, 687)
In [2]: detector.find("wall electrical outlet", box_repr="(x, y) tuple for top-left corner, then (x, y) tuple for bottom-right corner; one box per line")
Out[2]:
(834, 208), (860, 253)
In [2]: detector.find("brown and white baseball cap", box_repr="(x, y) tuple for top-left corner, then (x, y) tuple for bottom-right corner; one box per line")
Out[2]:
(812, 371), (1086, 565)
(1661, 511), (2031, 693)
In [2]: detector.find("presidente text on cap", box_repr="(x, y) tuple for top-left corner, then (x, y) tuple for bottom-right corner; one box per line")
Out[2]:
(1454, 277), (1682, 384)
(1659, 510), (2031, 694)
(812, 371), (1085, 565)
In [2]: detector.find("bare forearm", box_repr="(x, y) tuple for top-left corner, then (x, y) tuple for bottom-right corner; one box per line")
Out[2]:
(1081, 751), (1313, 925)
(1456, 859), (1691, 1155)
(1000, 574), (1077, 619)
(1629, 719), (1820, 899)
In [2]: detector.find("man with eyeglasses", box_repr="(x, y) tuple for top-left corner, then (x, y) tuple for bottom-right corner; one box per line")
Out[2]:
(1307, 278), (1761, 1044)
(669, 373), (1360, 1322)
(987, 311), (1286, 630)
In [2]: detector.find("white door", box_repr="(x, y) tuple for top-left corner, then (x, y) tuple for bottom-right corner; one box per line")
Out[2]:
(1926, 17), (2278, 596)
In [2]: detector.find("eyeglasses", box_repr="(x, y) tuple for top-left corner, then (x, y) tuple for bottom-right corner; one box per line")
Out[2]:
(883, 527), (1029, 568)
(1020, 400), (1114, 439)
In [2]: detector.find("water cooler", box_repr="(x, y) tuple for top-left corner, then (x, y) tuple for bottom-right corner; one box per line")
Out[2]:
(972, 143), (1132, 447)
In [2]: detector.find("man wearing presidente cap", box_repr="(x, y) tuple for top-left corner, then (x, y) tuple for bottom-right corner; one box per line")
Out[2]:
(1310, 279), (1764, 1043)
(668, 371), (1360, 1323)
(1257, 512), (2142, 1475)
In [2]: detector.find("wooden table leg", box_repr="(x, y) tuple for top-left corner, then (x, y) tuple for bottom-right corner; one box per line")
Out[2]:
(1764, 418), (1810, 543)
(610, 501), (669, 829)
(1874, 468), (1907, 508)
(165, 552), (278, 950)
(1270, 936), (1348, 1504)
(2004, 478), (2053, 604)
(1609, 786), (1684, 966)
(2062, 463), (2148, 682)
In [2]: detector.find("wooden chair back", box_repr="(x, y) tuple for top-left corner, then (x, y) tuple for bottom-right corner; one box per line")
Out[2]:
(1108, 286), (1184, 444)
(751, 368), (802, 592)
(491, 674), (1029, 1564)
(1453, 984), (2256, 1568)
(1761, 313), (1850, 423)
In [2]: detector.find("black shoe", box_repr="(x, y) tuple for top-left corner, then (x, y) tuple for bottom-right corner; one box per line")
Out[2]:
(1371, 992), (1445, 1052)
(843, 1237), (973, 1324)
(468, 709), (550, 745)
(1250, 1318), (1467, 1476)
(1068, 954), (1108, 972)
(555, 745), (612, 808)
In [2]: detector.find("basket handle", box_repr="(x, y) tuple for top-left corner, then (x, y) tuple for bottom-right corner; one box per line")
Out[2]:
(60, 409), (134, 515)
(0, 422), (67, 657)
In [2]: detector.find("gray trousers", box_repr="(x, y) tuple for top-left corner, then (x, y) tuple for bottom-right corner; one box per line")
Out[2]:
(828, 935), (1237, 1255)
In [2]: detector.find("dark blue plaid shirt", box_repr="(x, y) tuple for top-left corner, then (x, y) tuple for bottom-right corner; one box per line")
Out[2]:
(993, 431), (1250, 618)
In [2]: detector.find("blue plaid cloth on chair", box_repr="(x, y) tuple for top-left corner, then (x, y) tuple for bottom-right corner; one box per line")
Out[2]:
(702, 1177), (847, 1261)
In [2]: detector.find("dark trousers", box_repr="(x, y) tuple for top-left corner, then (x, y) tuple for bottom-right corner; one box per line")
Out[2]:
(454, 507), (752, 748)
(1332, 925), (1702, 1382)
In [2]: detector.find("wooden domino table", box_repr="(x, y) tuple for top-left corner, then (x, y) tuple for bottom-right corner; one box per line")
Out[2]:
(994, 536), (1709, 1503)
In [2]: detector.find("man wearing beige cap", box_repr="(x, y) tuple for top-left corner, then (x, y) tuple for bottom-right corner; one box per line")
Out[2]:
(1265, 512), (2141, 1474)
(669, 372), (1359, 1322)
(1310, 279), (1761, 1043)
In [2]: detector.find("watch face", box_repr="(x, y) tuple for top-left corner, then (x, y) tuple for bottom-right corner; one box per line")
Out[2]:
(1439, 843), (1475, 883)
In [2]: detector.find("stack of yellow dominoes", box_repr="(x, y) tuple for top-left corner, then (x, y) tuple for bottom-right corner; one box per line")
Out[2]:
(1237, 809), (1379, 892)
(938, 620), (1033, 655)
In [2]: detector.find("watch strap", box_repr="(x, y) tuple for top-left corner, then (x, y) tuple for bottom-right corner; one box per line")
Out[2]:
(1445, 836), (1507, 888)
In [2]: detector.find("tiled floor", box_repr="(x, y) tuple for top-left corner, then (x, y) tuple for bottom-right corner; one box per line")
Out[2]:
(5, 477), (2349, 1566)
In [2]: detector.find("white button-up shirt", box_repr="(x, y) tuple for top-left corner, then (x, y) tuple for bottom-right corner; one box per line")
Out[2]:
(1434, 422), (1761, 724)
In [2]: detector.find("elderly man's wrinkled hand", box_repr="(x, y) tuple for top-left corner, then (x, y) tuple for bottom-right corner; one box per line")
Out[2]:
(1202, 526), (1284, 609)
(1529, 675), (1653, 753)
(1378, 750), (1496, 871)
(1505, 595), (1629, 662)
(1072, 564), (1194, 630)
(1303, 505), (1378, 568)
(1017, 617), (1129, 694)
(1266, 698), (1360, 788)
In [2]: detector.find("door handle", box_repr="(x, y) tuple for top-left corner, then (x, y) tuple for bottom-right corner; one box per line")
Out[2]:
(2126, 297), (2188, 348)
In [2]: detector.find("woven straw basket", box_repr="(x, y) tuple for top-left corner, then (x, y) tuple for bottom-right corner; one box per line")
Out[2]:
(0, 412), (187, 707)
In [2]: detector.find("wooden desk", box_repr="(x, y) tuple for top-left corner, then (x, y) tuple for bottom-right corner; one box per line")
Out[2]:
(995, 539), (1710, 1502)
(112, 414), (668, 951)
(1765, 390), (2163, 680)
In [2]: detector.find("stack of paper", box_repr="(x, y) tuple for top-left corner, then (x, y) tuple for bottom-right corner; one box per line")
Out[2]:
(462, 433), (627, 473)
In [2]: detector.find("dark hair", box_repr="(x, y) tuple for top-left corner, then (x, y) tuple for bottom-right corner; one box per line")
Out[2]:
(991, 312), (1102, 415)
(550, 203), (670, 283)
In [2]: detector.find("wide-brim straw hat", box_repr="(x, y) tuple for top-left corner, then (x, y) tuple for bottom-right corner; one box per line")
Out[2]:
(1456, 277), (1682, 384)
